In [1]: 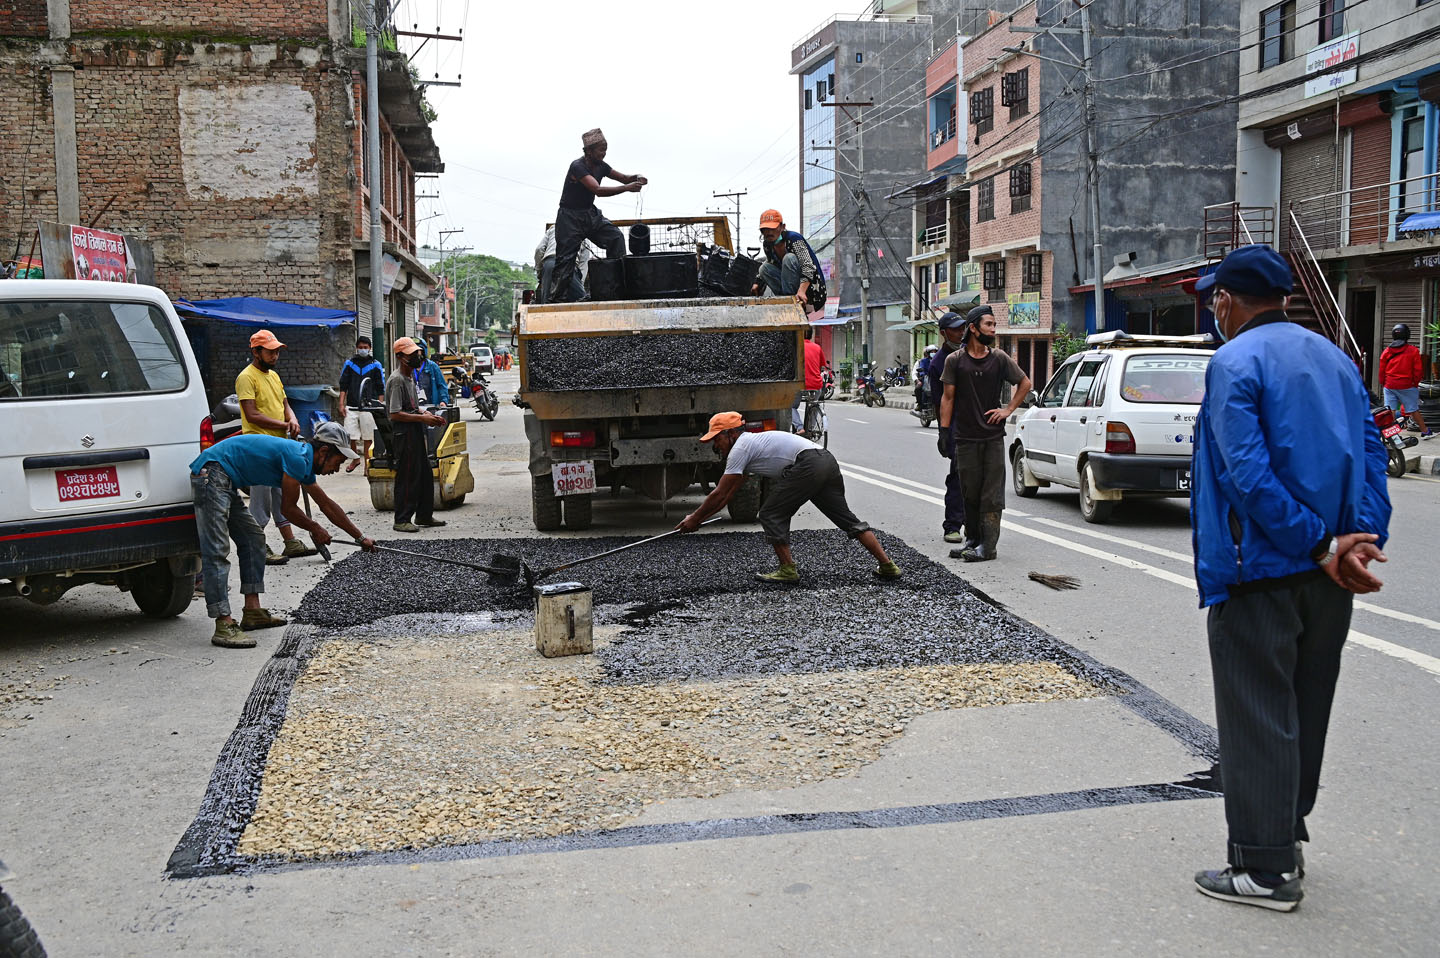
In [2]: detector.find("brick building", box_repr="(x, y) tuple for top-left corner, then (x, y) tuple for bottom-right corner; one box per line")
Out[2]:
(0, 0), (441, 402)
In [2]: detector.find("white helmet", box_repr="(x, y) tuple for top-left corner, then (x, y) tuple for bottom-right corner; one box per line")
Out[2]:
(924, 344), (939, 355)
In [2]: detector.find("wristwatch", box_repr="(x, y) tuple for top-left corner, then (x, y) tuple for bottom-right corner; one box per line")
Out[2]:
(1310, 536), (1337, 567)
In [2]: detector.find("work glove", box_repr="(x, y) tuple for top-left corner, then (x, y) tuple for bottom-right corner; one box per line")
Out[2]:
(937, 429), (953, 460)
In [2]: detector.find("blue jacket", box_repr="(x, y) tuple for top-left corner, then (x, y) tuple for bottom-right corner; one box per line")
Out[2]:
(1190, 313), (1391, 607)
(928, 342), (958, 424)
(414, 359), (449, 406)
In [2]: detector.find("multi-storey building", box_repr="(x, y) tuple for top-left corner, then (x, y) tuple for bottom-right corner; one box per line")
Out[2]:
(1222, 0), (1440, 386)
(962, 0), (1239, 387)
(0, 1), (440, 399)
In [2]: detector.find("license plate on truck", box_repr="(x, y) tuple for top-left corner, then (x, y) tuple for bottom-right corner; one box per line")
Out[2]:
(56, 466), (122, 502)
(552, 461), (595, 497)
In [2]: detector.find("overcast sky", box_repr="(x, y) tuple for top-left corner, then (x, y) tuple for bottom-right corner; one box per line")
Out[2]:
(392, 0), (838, 265)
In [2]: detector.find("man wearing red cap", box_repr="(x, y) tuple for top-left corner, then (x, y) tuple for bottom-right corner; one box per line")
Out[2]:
(753, 211), (825, 312)
(236, 328), (315, 566)
(675, 412), (900, 582)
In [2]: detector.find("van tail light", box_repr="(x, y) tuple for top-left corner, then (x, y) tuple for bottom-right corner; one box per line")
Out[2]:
(199, 416), (217, 450)
(550, 429), (597, 448)
(1105, 421), (1136, 454)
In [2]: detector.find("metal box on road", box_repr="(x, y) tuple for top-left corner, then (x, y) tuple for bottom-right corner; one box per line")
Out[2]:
(533, 582), (593, 658)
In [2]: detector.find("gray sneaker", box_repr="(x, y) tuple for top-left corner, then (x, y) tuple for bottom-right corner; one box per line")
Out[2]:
(1194, 867), (1302, 912)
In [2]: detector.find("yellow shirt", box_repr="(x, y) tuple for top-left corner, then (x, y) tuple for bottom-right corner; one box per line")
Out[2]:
(236, 364), (288, 437)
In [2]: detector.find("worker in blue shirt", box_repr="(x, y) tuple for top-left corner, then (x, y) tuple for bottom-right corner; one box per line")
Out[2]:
(414, 341), (451, 407)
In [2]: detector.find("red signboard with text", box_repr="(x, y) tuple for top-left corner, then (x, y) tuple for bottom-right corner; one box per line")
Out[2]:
(70, 226), (131, 283)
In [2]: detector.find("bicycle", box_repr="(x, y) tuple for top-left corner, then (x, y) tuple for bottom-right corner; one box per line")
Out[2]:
(796, 389), (829, 449)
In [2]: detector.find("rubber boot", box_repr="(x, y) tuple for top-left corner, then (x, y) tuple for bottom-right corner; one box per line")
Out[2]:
(954, 512), (1000, 562)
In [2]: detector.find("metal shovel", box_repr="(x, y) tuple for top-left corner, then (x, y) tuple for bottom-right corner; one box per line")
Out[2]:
(330, 539), (522, 579)
(522, 517), (724, 589)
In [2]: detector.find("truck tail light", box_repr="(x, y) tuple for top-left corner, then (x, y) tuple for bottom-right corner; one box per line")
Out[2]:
(744, 419), (779, 433)
(199, 416), (217, 451)
(1105, 421), (1136, 455)
(550, 429), (597, 448)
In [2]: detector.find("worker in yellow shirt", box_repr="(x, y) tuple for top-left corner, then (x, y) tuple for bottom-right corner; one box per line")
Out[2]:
(236, 329), (316, 564)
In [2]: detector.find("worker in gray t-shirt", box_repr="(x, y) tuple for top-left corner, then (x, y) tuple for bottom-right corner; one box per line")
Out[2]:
(675, 411), (901, 583)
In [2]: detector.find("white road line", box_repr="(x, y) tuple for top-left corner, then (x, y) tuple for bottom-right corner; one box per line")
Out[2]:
(845, 418), (870, 424)
(1025, 516), (1193, 564)
(841, 462), (1032, 517)
(838, 463), (1440, 678)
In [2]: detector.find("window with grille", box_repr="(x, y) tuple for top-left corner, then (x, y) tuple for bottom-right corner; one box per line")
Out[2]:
(1260, 2), (1294, 70)
(970, 87), (994, 136)
(1023, 253), (1043, 290)
(1001, 68), (1029, 120)
(1009, 163), (1032, 213)
(976, 177), (995, 222)
(983, 259), (1006, 302)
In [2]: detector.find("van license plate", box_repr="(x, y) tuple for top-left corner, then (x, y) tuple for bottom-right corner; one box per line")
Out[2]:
(552, 461), (595, 497)
(56, 466), (121, 502)
(1176, 469), (1190, 491)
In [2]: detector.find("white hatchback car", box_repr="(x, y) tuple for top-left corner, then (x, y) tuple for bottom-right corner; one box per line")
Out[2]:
(0, 281), (209, 614)
(1010, 332), (1218, 522)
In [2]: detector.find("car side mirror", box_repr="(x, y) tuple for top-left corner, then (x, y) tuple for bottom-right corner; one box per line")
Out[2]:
(1025, 390), (1041, 408)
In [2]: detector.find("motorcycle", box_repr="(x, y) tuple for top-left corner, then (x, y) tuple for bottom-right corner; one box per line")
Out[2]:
(855, 364), (887, 408)
(0, 857), (47, 957)
(468, 370), (499, 422)
(909, 375), (936, 428)
(881, 356), (910, 388)
(820, 363), (836, 401)
(1374, 404), (1420, 478)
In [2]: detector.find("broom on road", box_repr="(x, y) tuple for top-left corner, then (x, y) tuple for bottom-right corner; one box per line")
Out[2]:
(1028, 572), (1081, 591)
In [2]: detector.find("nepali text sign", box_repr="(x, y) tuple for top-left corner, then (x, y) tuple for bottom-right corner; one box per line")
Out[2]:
(1006, 292), (1040, 328)
(1304, 32), (1358, 98)
(70, 226), (131, 283)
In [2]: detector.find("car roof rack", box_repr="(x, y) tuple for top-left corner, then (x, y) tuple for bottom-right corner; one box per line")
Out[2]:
(1084, 331), (1218, 350)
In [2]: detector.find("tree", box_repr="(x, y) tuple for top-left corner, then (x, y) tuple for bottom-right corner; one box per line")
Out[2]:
(484, 328), (498, 349)
(441, 253), (534, 338)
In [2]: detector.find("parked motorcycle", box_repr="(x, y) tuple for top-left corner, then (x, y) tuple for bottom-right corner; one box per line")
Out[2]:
(468, 370), (499, 422)
(881, 356), (910, 388)
(820, 363), (836, 401)
(0, 857), (47, 957)
(855, 364), (887, 408)
(1374, 404), (1420, 478)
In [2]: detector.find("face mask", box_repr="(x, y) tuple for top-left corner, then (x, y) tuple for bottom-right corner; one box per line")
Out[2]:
(356, 348), (372, 357)
(1212, 292), (1231, 343)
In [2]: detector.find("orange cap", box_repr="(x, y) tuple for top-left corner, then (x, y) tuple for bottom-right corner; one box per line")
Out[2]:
(699, 411), (745, 441)
(249, 329), (285, 350)
(392, 336), (422, 355)
(758, 209), (783, 229)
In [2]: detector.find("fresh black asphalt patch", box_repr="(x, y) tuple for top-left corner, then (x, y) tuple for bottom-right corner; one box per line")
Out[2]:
(168, 529), (1220, 879)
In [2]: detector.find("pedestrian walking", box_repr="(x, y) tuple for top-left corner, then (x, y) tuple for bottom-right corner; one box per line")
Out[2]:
(235, 328), (316, 563)
(675, 412), (901, 582)
(337, 334), (385, 473)
(189, 424), (376, 648)
(1378, 323), (1432, 438)
(548, 128), (645, 303)
(938, 305), (1032, 561)
(387, 337), (449, 533)
(1190, 244), (1392, 911)
(930, 312), (970, 546)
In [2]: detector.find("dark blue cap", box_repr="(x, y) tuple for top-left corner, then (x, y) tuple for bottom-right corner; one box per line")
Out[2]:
(938, 311), (965, 330)
(1194, 244), (1293, 300)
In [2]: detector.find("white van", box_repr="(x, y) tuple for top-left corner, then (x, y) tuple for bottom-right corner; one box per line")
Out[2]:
(0, 281), (209, 615)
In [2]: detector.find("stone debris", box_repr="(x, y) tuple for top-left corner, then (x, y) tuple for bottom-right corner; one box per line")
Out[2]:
(238, 630), (1111, 861)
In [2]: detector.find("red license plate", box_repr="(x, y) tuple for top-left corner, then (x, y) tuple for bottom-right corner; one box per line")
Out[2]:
(1382, 423), (1403, 439)
(55, 466), (121, 502)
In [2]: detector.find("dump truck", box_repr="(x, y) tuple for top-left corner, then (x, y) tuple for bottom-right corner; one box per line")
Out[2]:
(516, 218), (806, 530)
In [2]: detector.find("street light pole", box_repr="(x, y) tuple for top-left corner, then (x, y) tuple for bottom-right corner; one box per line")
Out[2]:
(1079, 2), (1107, 330)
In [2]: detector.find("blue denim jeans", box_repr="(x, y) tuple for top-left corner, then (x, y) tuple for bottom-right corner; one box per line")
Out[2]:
(192, 463), (267, 618)
(757, 253), (802, 296)
(247, 484), (291, 533)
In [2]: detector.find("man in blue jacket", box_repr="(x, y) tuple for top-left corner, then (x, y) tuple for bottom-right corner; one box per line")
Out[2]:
(1190, 244), (1391, 912)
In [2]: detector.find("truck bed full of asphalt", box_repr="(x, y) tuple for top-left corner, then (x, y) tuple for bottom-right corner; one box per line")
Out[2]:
(524, 331), (796, 391)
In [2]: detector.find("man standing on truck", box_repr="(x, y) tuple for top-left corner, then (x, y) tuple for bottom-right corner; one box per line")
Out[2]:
(534, 225), (594, 304)
(938, 306), (1032, 562)
(752, 211), (825, 313)
(675, 412), (901, 582)
(337, 335), (385, 473)
(236, 329), (317, 564)
(189, 423), (377, 648)
(549, 128), (646, 303)
(388, 337), (449, 533)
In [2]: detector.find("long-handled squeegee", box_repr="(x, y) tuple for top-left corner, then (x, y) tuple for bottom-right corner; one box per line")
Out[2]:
(329, 540), (522, 579)
(522, 517), (723, 589)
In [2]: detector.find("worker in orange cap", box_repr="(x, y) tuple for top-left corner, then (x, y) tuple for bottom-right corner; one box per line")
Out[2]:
(752, 210), (826, 313)
(386, 338), (449, 532)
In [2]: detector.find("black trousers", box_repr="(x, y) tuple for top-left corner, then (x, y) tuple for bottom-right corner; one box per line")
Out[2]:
(392, 424), (433, 524)
(550, 207), (625, 302)
(952, 437), (1006, 515)
(1206, 575), (1352, 874)
(758, 449), (870, 546)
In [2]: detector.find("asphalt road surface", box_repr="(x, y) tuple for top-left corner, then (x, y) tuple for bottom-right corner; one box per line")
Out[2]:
(2, 378), (1436, 956)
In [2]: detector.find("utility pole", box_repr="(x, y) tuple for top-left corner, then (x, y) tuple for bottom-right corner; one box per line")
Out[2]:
(1079, 2), (1106, 329)
(708, 189), (748, 251)
(365, 0), (386, 367)
(824, 100), (874, 367)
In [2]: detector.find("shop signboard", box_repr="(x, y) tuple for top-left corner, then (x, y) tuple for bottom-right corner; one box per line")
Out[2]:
(1304, 33), (1358, 98)
(1007, 291), (1040, 327)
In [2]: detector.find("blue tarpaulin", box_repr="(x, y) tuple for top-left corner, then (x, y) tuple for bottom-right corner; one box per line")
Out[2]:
(1397, 211), (1440, 233)
(175, 296), (356, 328)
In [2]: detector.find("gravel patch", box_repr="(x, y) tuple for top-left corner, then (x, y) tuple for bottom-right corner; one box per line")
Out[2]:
(237, 628), (1111, 861)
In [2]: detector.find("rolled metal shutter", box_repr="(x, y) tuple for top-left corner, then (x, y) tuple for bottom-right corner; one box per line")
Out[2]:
(1348, 120), (1391, 246)
(1280, 136), (1340, 250)
(1385, 278), (1423, 329)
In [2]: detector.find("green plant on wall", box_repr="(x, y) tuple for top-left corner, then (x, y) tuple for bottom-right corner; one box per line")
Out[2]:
(1052, 325), (1088, 363)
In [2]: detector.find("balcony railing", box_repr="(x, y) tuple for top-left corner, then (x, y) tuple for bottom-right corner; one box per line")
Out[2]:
(1203, 203), (1275, 260)
(793, 9), (933, 51)
(921, 224), (948, 248)
(1290, 172), (1440, 252)
(929, 115), (958, 150)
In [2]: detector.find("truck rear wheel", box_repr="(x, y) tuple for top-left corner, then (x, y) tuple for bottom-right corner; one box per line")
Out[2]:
(563, 494), (593, 530)
(130, 561), (194, 618)
(532, 475), (562, 531)
(728, 476), (763, 523)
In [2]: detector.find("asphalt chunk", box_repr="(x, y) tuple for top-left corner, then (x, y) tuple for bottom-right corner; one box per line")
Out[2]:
(524, 331), (796, 391)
